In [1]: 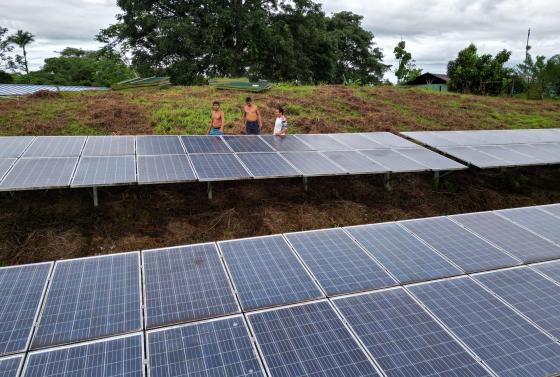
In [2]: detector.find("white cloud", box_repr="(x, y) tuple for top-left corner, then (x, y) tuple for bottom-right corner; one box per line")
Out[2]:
(1, 0), (558, 80)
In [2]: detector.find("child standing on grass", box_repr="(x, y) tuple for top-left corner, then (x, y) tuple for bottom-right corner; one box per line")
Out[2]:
(208, 101), (225, 135)
(273, 107), (288, 136)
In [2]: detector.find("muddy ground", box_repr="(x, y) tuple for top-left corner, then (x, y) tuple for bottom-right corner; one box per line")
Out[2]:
(1, 166), (559, 266)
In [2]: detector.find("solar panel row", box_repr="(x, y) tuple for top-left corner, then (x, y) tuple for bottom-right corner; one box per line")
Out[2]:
(0, 133), (465, 191)
(0, 84), (108, 97)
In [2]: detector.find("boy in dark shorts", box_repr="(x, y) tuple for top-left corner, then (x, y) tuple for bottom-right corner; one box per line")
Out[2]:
(242, 97), (262, 135)
(208, 101), (224, 135)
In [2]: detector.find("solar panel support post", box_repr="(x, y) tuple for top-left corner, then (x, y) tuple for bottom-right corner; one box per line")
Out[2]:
(433, 171), (440, 190)
(384, 173), (392, 191)
(207, 182), (213, 201)
(303, 177), (309, 192)
(92, 187), (98, 207)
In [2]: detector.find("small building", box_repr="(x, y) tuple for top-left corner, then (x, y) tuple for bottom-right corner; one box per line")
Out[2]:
(405, 73), (448, 92)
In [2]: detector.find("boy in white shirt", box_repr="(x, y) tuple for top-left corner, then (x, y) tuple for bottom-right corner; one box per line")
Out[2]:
(273, 107), (288, 136)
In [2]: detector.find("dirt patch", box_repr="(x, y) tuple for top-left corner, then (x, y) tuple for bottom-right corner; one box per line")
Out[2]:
(27, 90), (63, 100)
(1, 167), (559, 266)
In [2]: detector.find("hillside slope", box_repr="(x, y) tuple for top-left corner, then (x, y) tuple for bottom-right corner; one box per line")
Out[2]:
(1, 85), (559, 136)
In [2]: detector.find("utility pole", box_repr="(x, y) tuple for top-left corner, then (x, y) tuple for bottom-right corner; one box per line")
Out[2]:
(525, 28), (531, 98)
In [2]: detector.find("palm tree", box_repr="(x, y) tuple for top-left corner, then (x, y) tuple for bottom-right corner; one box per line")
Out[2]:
(8, 30), (34, 78)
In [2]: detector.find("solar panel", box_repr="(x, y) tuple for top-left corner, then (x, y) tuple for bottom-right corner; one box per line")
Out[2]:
(0, 84), (107, 97)
(346, 223), (462, 284)
(363, 132), (418, 148)
(473, 145), (542, 166)
(360, 149), (429, 172)
(181, 136), (232, 154)
(295, 134), (353, 151)
(247, 301), (381, 377)
(401, 217), (520, 273)
(0, 355), (23, 377)
(333, 288), (491, 377)
(0, 263), (52, 356)
(137, 155), (196, 184)
(23, 334), (144, 377)
(218, 235), (324, 310)
(408, 277), (560, 377)
(497, 207), (560, 244)
(321, 151), (388, 174)
(541, 204), (560, 217)
(401, 131), (462, 147)
(0, 137), (34, 158)
(533, 260), (560, 284)
(285, 229), (397, 296)
(452, 212), (560, 263)
(71, 156), (136, 187)
(0, 159), (16, 181)
(147, 316), (264, 377)
(280, 152), (346, 176)
(506, 144), (560, 164)
(474, 267), (560, 339)
(82, 136), (136, 156)
(396, 148), (466, 171)
(236, 153), (301, 178)
(31, 253), (142, 349)
(23, 136), (86, 157)
(142, 243), (240, 329)
(439, 146), (508, 168)
(136, 136), (185, 155)
(0, 157), (78, 191)
(222, 136), (274, 153)
(328, 133), (384, 150)
(189, 153), (251, 181)
(259, 135), (314, 151)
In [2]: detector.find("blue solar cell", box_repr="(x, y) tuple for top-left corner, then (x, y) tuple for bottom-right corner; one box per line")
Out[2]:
(222, 136), (274, 152)
(360, 149), (429, 172)
(143, 243), (240, 329)
(82, 136), (136, 156)
(401, 217), (520, 273)
(31, 253), (142, 349)
(0, 137), (35, 158)
(23, 136), (86, 157)
(295, 134), (352, 151)
(0, 159), (16, 182)
(328, 133), (384, 150)
(259, 135), (314, 152)
(148, 316), (264, 377)
(395, 148), (466, 171)
(23, 334), (144, 377)
(533, 260), (560, 284)
(280, 152), (346, 176)
(321, 151), (388, 174)
(363, 133), (418, 148)
(0, 158), (78, 191)
(0, 355), (23, 377)
(452, 212), (560, 263)
(136, 136), (185, 155)
(334, 288), (491, 377)
(181, 136), (232, 154)
(0, 263), (51, 356)
(285, 229), (397, 295)
(189, 153), (251, 181)
(475, 267), (560, 339)
(137, 155), (196, 184)
(541, 204), (560, 218)
(409, 277), (560, 377)
(71, 156), (137, 187)
(498, 207), (560, 244)
(219, 235), (324, 310)
(346, 223), (462, 284)
(248, 301), (381, 377)
(236, 153), (301, 178)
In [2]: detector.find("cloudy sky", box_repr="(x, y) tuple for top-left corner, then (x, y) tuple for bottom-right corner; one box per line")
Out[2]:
(1, 0), (558, 80)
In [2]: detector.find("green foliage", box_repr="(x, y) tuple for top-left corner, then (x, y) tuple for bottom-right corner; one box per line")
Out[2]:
(15, 48), (134, 87)
(7, 30), (34, 77)
(394, 40), (421, 84)
(517, 52), (560, 98)
(447, 44), (513, 95)
(98, 0), (388, 85)
(0, 27), (14, 71)
(0, 70), (12, 83)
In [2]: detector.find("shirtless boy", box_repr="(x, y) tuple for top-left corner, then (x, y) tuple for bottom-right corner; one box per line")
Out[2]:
(208, 101), (224, 135)
(242, 97), (263, 135)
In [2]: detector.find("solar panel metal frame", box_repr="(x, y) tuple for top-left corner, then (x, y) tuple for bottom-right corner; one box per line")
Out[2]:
(222, 135), (275, 153)
(218, 235), (325, 311)
(181, 135), (233, 154)
(146, 315), (266, 377)
(235, 152), (302, 179)
(246, 300), (383, 377)
(0, 262), (52, 357)
(332, 287), (493, 377)
(407, 276), (560, 377)
(141, 243), (241, 329)
(0, 157), (79, 192)
(0, 354), (24, 377)
(259, 135), (314, 152)
(22, 333), (145, 377)
(189, 153), (252, 182)
(70, 155), (137, 188)
(30, 252), (143, 350)
(22, 136), (86, 158)
(294, 134), (354, 151)
(0, 136), (35, 158)
(137, 154), (197, 185)
(82, 136), (136, 156)
(136, 136), (186, 156)
(320, 150), (389, 175)
(280, 151), (347, 177)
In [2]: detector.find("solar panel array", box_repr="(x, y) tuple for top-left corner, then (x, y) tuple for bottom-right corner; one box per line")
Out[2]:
(403, 128), (560, 168)
(2, 204), (560, 376)
(0, 133), (466, 192)
(0, 84), (108, 97)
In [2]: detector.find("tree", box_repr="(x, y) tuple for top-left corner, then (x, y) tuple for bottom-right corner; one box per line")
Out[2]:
(393, 40), (421, 84)
(0, 27), (14, 82)
(8, 30), (34, 79)
(517, 52), (560, 98)
(447, 44), (513, 95)
(98, 0), (388, 85)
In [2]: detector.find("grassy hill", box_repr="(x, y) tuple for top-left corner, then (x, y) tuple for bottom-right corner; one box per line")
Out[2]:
(1, 85), (559, 136)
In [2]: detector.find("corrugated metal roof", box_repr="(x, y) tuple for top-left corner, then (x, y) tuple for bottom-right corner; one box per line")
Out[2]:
(0, 84), (108, 97)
